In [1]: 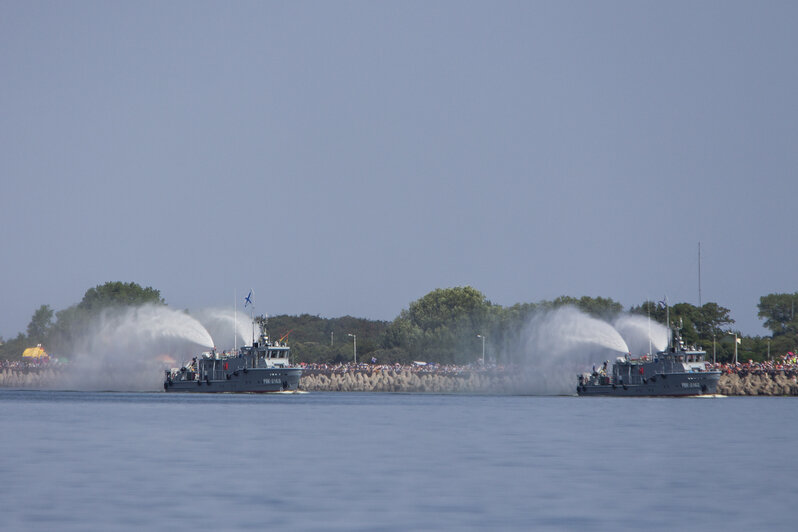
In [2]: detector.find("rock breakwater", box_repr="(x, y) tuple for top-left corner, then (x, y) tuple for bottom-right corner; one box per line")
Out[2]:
(299, 369), (530, 393)
(717, 372), (798, 396)
(0, 368), (62, 389)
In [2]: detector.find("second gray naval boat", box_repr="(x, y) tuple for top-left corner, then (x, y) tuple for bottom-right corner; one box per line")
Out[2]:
(164, 333), (302, 393)
(577, 324), (721, 397)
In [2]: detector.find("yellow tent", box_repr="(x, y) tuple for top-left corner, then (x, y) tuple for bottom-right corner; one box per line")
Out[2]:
(22, 344), (48, 358)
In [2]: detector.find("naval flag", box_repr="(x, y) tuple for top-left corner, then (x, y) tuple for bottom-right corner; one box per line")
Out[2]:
(244, 289), (254, 308)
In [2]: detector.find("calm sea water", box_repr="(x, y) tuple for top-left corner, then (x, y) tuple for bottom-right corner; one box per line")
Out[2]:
(1, 390), (796, 531)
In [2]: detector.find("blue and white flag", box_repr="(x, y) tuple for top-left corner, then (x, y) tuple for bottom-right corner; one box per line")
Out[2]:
(244, 289), (254, 308)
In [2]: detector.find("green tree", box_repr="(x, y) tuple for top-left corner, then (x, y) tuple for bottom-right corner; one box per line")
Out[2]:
(758, 293), (798, 336)
(757, 292), (798, 360)
(695, 302), (734, 339)
(44, 282), (165, 357)
(26, 305), (54, 345)
(629, 300), (736, 358)
(770, 334), (798, 360)
(256, 314), (390, 364)
(669, 303), (701, 345)
(78, 281), (165, 313)
(382, 314), (423, 356)
(0, 332), (28, 360)
(629, 300), (668, 324)
(552, 296), (623, 320)
(383, 287), (495, 364)
(405, 286), (491, 333)
(48, 305), (85, 354)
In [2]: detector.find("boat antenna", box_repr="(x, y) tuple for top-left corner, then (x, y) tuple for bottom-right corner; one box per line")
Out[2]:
(234, 288), (237, 353)
(665, 295), (670, 350)
(647, 299), (652, 356)
(243, 289), (255, 346)
(250, 305), (255, 346)
(698, 242), (702, 307)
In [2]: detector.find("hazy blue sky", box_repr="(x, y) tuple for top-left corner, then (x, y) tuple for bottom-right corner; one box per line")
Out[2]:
(2, 1), (796, 338)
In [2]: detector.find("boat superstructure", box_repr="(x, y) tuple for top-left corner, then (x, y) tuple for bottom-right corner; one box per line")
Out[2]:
(164, 334), (302, 393)
(577, 325), (721, 397)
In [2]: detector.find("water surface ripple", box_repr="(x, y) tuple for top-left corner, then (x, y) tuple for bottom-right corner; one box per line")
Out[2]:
(0, 391), (796, 531)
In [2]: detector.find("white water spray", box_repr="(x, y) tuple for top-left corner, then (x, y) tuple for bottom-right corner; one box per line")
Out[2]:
(108, 305), (214, 349)
(59, 304), (214, 391)
(511, 306), (630, 395)
(613, 314), (668, 356)
(193, 308), (258, 351)
(506, 307), (678, 395)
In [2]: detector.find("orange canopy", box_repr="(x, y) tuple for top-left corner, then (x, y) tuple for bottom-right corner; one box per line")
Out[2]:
(155, 354), (177, 365)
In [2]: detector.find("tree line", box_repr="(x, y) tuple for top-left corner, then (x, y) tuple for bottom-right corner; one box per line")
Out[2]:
(2, 281), (797, 365)
(0, 282), (164, 362)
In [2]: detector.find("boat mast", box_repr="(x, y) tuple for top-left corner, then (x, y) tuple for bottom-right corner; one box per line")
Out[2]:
(234, 288), (237, 353)
(666, 295), (670, 350)
(249, 296), (255, 346)
(698, 242), (702, 307)
(647, 302), (652, 356)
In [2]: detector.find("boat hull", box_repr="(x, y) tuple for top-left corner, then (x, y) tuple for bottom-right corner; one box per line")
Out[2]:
(164, 367), (302, 393)
(577, 371), (720, 397)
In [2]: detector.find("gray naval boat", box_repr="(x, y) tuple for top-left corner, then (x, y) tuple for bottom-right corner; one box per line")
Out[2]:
(164, 334), (302, 393)
(577, 325), (721, 397)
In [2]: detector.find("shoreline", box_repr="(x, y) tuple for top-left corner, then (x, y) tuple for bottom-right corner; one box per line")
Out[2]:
(3, 367), (798, 395)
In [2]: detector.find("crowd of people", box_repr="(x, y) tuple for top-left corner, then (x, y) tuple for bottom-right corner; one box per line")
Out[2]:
(1, 358), (59, 370)
(299, 361), (503, 376)
(710, 354), (798, 377)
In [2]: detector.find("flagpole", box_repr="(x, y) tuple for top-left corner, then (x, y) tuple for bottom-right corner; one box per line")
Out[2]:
(243, 289), (254, 345)
(234, 288), (237, 353)
(665, 295), (670, 350)
(698, 242), (702, 307)
(250, 297), (254, 346)
(647, 300), (652, 356)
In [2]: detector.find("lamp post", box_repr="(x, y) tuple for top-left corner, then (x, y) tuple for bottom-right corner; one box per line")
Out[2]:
(720, 331), (738, 365)
(348, 333), (357, 365)
(477, 334), (486, 364)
